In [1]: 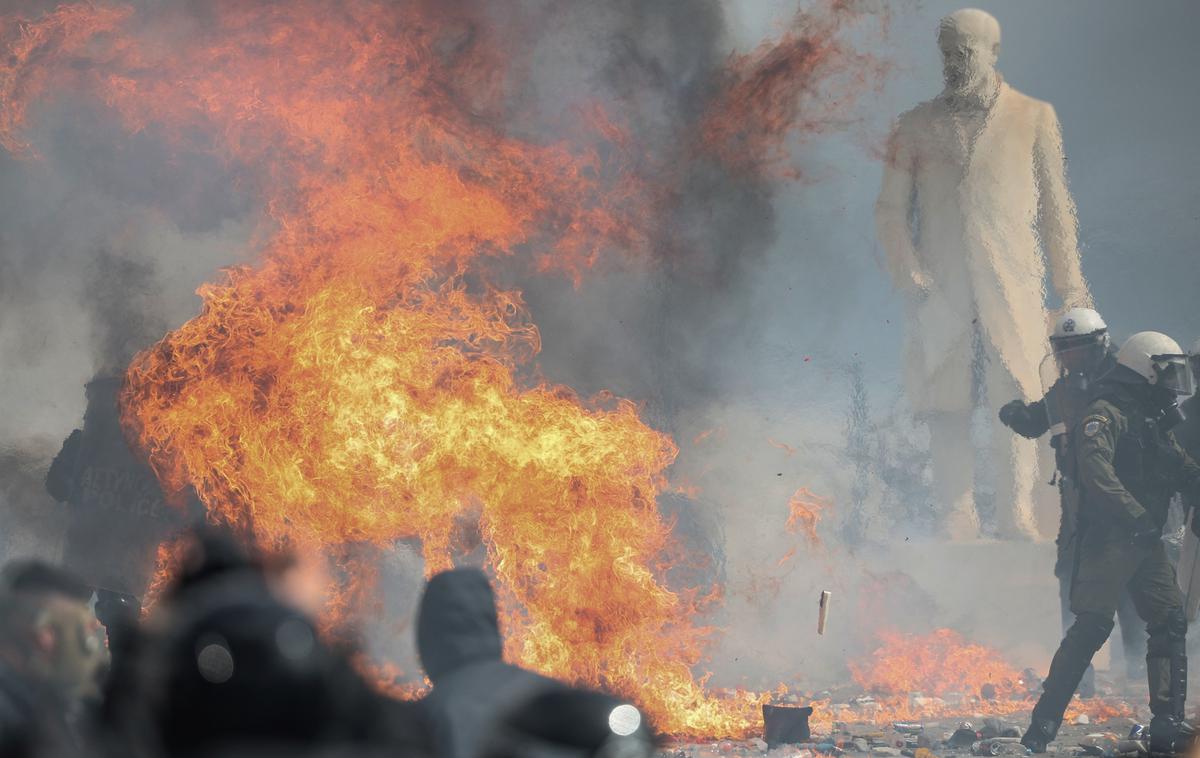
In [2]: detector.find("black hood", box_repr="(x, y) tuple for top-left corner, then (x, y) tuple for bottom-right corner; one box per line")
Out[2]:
(416, 568), (503, 683)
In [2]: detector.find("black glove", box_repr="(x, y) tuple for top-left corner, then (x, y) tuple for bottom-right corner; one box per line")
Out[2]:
(1130, 513), (1161, 548)
(998, 400), (1026, 428)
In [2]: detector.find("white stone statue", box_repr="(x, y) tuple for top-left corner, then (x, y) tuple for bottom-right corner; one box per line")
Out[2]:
(875, 8), (1091, 539)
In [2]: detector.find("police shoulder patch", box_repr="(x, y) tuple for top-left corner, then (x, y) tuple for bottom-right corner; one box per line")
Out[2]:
(1082, 414), (1109, 437)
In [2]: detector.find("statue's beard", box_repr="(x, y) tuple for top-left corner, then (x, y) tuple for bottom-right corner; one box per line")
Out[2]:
(942, 64), (997, 105)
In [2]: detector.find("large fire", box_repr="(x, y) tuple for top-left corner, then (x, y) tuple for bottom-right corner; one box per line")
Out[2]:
(852, 628), (1024, 700)
(0, 0), (1126, 740)
(0, 0), (886, 737)
(843, 629), (1133, 725)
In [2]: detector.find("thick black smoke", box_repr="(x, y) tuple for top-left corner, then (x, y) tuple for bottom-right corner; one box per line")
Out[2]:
(480, 1), (879, 429)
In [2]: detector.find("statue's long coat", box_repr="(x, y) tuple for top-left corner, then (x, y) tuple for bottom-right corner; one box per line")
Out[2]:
(876, 82), (1091, 413)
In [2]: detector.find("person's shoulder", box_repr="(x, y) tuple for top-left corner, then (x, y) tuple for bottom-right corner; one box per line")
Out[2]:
(0, 673), (33, 738)
(1079, 398), (1123, 440)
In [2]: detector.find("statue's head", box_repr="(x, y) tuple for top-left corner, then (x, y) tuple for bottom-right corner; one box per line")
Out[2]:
(938, 9), (1000, 94)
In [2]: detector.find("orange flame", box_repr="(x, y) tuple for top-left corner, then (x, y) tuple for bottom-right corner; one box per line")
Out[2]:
(842, 629), (1134, 725)
(0, 0), (888, 738)
(0, 0), (1128, 737)
(786, 487), (830, 547)
(852, 628), (1023, 699)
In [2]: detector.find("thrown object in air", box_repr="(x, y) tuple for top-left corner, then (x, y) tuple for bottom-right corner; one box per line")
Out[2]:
(818, 590), (832, 635)
(763, 704), (813, 748)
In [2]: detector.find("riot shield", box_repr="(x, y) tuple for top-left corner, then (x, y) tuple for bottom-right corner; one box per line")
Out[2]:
(1039, 347), (1102, 438)
(1178, 509), (1200, 623)
(1038, 353), (1067, 436)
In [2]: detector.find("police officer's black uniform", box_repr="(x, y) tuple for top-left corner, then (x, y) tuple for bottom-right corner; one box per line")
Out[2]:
(1023, 367), (1200, 754)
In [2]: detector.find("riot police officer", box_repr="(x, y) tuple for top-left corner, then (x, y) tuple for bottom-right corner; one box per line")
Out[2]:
(999, 308), (1115, 443)
(999, 309), (1143, 692)
(1022, 332), (1200, 754)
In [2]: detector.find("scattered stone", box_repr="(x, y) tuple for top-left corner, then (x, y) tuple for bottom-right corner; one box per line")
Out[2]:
(1077, 733), (1119, 757)
(950, 728), (980, 748)
(1073, 715), (1090, 726)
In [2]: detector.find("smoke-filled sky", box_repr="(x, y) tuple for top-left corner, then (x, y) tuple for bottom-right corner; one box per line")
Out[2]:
(726, 0), (1200, 406)
(3, 0), (1195, 455)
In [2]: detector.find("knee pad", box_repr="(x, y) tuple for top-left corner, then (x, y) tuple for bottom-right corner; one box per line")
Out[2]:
(1147, 607), (1187, 657)
(1167, 607), (1187, 640)
(1068, 612), (1115, 653)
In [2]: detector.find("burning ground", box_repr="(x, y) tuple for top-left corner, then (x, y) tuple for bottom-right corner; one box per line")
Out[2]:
(0, 0), (1133, 740)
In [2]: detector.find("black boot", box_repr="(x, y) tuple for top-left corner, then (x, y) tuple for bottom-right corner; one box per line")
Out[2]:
(1146, 616), (1190, 756)
(1026, 612), (1114, 750)
(1021, 716), (1060, 754)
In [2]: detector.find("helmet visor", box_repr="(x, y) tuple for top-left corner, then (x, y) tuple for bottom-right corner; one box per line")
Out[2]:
(1050, 333), (1106, 375)
(1039, 350), (1096, 431)
(1154, 355), (1195, 396)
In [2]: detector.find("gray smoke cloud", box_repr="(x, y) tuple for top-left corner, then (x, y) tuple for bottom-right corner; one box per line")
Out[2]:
(5, 0), (1195, 697)
(0, 105), (256, 443)
(0, 0), (891, 690)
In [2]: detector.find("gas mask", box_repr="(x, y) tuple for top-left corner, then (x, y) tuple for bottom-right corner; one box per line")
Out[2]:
(1154, 393), (1186, 432)
(1147, 357), (1194, 431)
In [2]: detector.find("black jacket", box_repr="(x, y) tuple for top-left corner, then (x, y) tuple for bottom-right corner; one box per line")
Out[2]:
(0, 662), (37, 758)
(0, 661), (75, 758)
(1076, 381), (1200, 531)
(416, 569), (559, 758)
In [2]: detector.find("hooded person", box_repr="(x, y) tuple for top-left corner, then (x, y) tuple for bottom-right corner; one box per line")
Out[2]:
(416, 567), (561, 758)
(0, 561), (108, 757)
(118, 530), (430, 758)
(478, 688), (657, 758)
